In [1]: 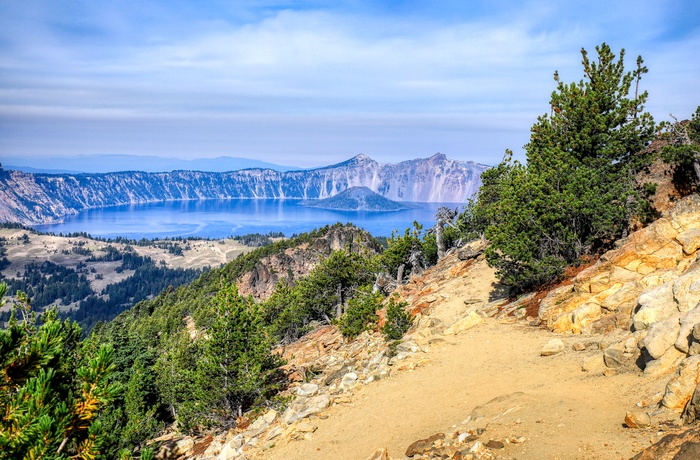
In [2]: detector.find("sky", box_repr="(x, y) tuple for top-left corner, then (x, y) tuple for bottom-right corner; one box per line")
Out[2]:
(0, 0), (699, 168)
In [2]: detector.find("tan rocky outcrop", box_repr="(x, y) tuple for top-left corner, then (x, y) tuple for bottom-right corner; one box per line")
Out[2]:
(538, 194), (700, 335)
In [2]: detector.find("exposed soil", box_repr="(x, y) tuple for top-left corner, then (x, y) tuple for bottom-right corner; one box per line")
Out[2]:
(261, 259), (671, 460)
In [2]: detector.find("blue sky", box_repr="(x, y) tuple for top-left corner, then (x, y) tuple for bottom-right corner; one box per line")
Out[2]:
(0, 0), (698, 168)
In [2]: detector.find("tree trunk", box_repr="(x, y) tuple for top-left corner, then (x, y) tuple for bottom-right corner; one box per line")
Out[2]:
(436, 224), (445, 260)
(396, 264), (405, 284)
(335, 283), (344, 318)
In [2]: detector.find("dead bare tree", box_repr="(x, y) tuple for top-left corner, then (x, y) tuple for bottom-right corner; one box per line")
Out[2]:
(434, 207), (458, 260)
(668, 113), (700, 182)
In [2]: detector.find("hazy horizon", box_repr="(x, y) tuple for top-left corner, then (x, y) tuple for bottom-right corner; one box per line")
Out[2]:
(1, 1), (699, 168)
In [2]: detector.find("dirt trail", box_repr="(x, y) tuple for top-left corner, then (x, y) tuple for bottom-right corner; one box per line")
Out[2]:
(265, 259), (667, 460)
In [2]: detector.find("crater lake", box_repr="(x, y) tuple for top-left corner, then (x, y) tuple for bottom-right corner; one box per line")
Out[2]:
(33, 199), (461, 239)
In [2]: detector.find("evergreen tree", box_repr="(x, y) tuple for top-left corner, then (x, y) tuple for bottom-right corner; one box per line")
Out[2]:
(460, 43), (656, 292)
(156, 283), (283, 433)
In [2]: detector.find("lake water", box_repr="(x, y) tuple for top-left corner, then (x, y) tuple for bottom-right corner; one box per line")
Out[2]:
(34, 199), (463, 239)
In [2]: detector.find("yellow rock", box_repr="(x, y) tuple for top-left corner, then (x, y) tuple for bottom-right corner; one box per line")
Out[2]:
(551, 313), (574, 333)
(444, 311), (484, 335)
(662, 355), (700, 411)
(677, 228), (700, 254)
(644, 346), (685, 378)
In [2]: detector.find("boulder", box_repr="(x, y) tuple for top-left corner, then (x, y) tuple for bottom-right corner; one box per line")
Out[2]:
(630, 425), (700, 460)
(540, 339), (565, 356)
(603, 347), (626, 369)
(644, 346), (686, 377)
(662, 355), (700, 411)
(601, 281), (642, 312)
(217, 435), (243, 460)
(677, 228), (700, 255)
(682, 382), (700, 424)
(643, 315), (681, 359)
(634, 283), (678, 328)
(673, 269), (700, 312)
(571, 303), (602, 333)
(340, 372), (359, 391)
(245, 409), (278, 437)
(676, 305), (700, 353)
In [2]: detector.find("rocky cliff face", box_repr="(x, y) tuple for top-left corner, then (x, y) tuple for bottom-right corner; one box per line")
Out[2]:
(236, 225), (382, 299)
(0, 154), (488, 225)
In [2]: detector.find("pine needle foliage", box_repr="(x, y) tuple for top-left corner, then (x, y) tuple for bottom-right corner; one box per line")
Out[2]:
(0, 283), (117, 459)
(460, 43), (657, 293)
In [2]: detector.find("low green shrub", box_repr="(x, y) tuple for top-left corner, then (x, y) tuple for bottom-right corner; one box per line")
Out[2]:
(381, 294), (413, 340)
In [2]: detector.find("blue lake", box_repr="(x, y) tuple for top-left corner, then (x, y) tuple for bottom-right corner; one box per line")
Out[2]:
(34, 199), (463, 239)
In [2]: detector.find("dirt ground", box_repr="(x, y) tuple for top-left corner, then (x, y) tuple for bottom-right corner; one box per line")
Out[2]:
(263, 260), (670, 460)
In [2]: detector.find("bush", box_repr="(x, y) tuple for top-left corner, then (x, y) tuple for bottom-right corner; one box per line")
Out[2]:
(381, 294), (413, 341)
(338, 285), (383, 339)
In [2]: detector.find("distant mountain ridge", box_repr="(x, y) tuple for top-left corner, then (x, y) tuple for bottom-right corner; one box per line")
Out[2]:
(3, 154), (298, 174)
(303, 186), (413, 211)
(0, 153), (489, 225)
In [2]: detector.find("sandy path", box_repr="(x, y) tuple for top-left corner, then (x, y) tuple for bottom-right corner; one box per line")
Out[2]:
(266, 319), (664, 460)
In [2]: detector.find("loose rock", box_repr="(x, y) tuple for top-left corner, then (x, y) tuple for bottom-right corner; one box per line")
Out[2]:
(540, 339), (565, 356)
(624, 411), (651, 428)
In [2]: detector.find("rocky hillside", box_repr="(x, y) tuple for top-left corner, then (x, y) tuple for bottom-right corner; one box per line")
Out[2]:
(0, 154), (488, 225)
(236, 224), (382, 299)
(155, 195), (700, 460)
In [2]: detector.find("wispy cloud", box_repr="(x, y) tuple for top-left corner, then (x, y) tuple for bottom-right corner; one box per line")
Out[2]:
(0, 0), (698, 167)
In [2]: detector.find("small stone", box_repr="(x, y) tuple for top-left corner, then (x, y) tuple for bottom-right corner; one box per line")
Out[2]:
(469, 441), (486, 454)
(541, 338), (565, 356)
(457, 432), (478, 444)
(625, 411), (651, 428)
(295, 421), (317, 433)
(572, 342), (586, 351)
(405, 433), (445, 457)
(485, 440), (505, 449)
(297, 383), (319, 397)
(340, 372), (358, 391)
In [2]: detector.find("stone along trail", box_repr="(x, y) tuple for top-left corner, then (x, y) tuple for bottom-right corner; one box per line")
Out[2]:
(265, 257), (663, 460)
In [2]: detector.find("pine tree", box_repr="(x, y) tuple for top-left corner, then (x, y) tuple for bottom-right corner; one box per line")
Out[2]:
(461, 43), (657, 292)
(159, 283), (283, 432)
